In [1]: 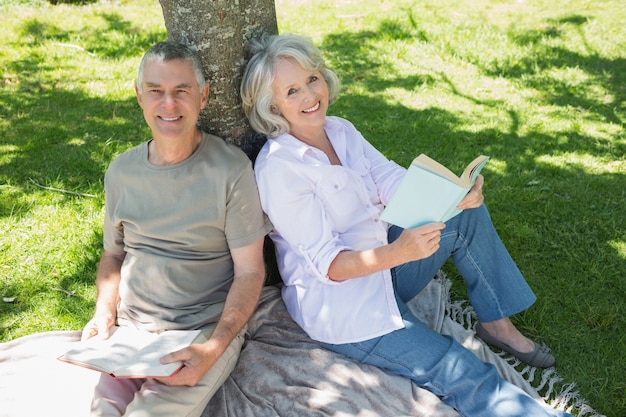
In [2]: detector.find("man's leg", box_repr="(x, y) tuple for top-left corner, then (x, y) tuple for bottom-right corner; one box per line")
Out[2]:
(91, 326), (246, 417)
(91, 376), (143, 416)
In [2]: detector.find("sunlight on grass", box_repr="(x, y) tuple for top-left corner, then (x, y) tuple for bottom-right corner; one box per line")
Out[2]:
(608, 240), (626, 259)
(0, 0), (164, 336)
(1, 199), (103, 338)
(483, 158), (508, 175)
(1, 0), (624, 413)
(0, 145), (19, 164)
(537, 153), (625, 174)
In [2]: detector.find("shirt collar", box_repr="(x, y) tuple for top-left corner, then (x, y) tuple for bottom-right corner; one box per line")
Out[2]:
(271, 117), (347, 164)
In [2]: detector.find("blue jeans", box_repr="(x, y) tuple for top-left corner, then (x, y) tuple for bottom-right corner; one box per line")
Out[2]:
(321, 205), (572, 417)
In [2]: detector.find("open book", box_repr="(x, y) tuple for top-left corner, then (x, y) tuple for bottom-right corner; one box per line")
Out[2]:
(380, 154), (489, 228)
(58, 326), (201, 378)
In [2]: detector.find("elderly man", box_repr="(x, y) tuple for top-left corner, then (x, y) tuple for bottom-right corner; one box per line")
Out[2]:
(81, 41), (271, 416)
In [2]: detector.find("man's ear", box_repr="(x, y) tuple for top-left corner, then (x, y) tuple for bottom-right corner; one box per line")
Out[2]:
(200, 83), (210, 109)
(135, 84), (143, 107)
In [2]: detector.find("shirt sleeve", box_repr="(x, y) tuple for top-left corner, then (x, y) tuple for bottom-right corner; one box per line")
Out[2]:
(361, 139), (406, 205)
(255, 150), (350, 284)
(224, 152), (272, 249)
(102, 161), (126, 256)
(341, 119), (406, 206)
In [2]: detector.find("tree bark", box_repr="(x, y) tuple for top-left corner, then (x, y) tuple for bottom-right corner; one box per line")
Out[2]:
(158, 0), (277, 149)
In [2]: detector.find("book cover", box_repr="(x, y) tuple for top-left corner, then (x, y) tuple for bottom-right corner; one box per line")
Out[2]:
(380, 154), (489, 229)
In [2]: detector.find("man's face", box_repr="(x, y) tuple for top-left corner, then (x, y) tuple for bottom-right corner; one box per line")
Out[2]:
(135, 58), (209, 141)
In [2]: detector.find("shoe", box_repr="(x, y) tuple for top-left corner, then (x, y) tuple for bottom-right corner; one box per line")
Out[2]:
(475, 322), (556, 368)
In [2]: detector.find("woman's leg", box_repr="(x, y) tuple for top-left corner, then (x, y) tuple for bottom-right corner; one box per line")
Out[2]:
(445, 204), (536, 321)
(389, 205), (536, 322)
(390, 205), (552, 364)
(320, 298), (571, 417)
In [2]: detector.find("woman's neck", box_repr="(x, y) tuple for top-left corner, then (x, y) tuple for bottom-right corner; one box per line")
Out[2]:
(292, 128), (341, 166)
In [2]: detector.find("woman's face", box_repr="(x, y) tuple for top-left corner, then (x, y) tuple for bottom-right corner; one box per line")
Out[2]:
(271, 57), (329, 138)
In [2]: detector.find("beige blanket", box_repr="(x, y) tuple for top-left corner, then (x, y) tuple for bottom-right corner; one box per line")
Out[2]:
(0, 275), (597, 417)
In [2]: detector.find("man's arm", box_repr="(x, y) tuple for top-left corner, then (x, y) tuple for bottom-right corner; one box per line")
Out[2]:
(158, 236), (266, 386)
(81, 250), (124, 341)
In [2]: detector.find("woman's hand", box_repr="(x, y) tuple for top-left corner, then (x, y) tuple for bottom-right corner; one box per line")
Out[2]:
(457, 174), (484, 210)
(392, 222), (446, 263)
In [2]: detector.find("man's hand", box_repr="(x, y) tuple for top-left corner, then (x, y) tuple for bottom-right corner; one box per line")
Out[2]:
(81, 311), (116, 341)
(82, 250), (124, 341)
(156, 340), (220, 387)
(457, 174), (485, 210)
(156, 237), (266, 387)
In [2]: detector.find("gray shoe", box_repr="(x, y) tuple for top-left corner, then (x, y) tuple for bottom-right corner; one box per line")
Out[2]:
(475, 322), (556, 368)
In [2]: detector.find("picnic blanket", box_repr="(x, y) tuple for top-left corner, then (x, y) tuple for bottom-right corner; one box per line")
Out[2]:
(0, 274), (601, 417)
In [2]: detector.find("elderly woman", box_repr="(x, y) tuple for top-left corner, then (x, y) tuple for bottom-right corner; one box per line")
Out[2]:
(241, 33), (571, 417)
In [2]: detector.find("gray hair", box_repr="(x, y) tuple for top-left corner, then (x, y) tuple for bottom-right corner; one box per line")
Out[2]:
(240, 34), (340, 137)
(136, 41), (206, 91)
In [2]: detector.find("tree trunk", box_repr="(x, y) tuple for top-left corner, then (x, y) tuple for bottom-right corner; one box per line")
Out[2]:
(158, 0), (277, 150)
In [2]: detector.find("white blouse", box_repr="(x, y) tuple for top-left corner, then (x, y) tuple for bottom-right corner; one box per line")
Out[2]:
(254, 116), (408, 344)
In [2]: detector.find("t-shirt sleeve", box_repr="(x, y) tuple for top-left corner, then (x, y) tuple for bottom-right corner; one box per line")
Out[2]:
(224, 155), (271, 249)
(102, 162), (126, 256)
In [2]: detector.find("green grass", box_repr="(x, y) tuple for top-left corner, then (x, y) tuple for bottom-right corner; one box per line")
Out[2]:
(0, 0), (162, 336)
(1, 0), (624, 415)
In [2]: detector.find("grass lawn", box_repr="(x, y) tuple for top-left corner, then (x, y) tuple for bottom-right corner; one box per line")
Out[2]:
(1, 0), (624, 415)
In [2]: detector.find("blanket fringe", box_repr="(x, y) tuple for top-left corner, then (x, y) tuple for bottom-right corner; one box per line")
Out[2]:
(436, 272), (606, 417)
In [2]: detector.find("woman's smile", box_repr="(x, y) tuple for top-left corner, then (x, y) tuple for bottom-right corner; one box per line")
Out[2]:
(303, 102), (320, 113)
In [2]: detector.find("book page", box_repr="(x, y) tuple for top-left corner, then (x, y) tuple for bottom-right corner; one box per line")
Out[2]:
(59, 327), (158, 374)
(460, 155), (490, 184)
(411, 154), (463, 185)
(59, 327), (201, 378)
(112, 329), (201, 377)
(414, 154), (489, 188)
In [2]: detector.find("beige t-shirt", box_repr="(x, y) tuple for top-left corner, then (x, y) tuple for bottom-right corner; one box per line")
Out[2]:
(103, 131), (271, 331)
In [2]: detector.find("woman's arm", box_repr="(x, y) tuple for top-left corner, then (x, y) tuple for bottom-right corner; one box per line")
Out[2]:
(327, 222), (445, 281)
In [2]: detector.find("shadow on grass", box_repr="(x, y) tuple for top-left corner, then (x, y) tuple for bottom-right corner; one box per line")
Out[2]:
(318, 14), (624, 414)
(0, 12), (163, 212)
(0, 11), (165, 338)
(1, 5), (624, 413)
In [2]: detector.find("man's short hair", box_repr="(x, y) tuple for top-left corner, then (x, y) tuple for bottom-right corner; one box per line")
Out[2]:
(136, 41), (206, 90)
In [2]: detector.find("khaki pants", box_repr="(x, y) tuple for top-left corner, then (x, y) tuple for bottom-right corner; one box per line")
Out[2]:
(90, 325), (245, 417)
